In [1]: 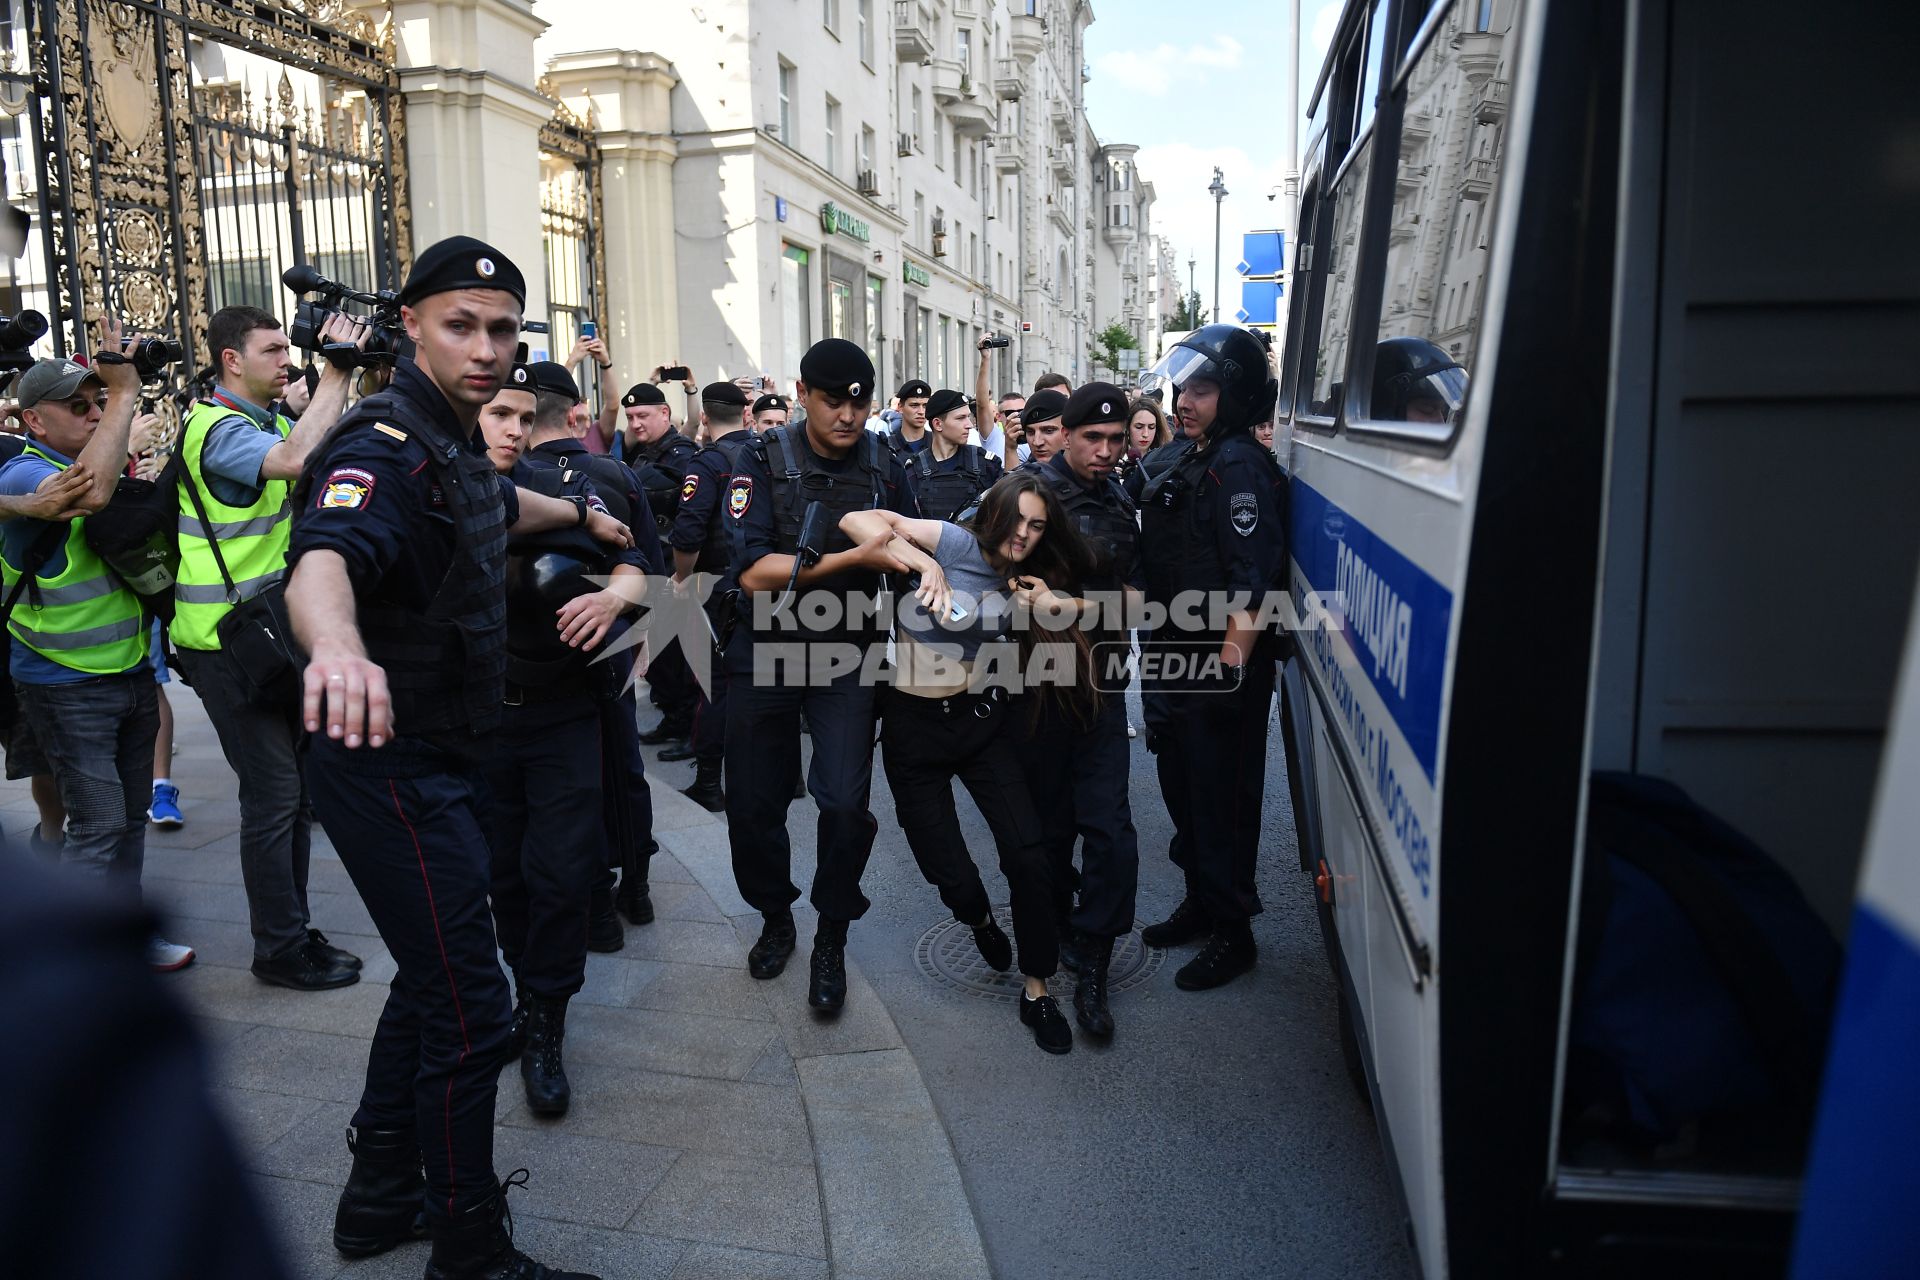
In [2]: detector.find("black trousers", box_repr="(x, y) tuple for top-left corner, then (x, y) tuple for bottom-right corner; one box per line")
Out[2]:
(603, 640), (657, 887)
(484, 700), (604, 999)
(690, 639), (728, 763)
(1148, 658), (1275, 923)
(1014, 692), (1140, 938)
(305, 737), (511, 1223)
(723, 632), (880, 922)
(881, 687), (1058, 978)
(647, 637), (697, 727)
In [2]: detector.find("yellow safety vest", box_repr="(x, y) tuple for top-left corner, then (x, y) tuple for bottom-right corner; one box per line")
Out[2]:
(172, 396), (293, 651)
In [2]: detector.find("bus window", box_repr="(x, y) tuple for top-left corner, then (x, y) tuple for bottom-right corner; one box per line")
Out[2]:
(1364, 0), (1522, 436)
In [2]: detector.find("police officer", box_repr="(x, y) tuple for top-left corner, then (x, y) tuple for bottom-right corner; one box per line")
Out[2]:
(285, 236), (628, 1280)
(750, 391), (791, 433)
(1016, 388), (1069, 468)
(666, 382), (754, 811)
(725, 338), (919, 1013)
(905, 388), (1001, 521)
(1135, 325), (1287, 992)
(887, 378), (933, 458)
(481, 362), (655, 1119)
(530, 372), (665, 930)
(621, 382), (702, 754)
(1021, 383), (1144, 1035)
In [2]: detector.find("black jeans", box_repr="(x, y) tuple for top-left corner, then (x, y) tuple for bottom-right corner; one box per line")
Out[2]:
(176, 646), (315, 960)
(880, 687), (1057, 979)
(1015, 692), (1141, 938)
(19, 671), (157, 882)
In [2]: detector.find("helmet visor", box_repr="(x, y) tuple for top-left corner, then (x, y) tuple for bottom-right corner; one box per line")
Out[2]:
(1145, 345), (1222, 392)
(1378, 364), (1469, 425)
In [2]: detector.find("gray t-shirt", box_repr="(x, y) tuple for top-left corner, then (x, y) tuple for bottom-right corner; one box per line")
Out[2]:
(897, 521), (1014, 662)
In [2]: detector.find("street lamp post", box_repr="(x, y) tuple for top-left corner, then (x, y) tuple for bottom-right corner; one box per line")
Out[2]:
(1186, 255), (1195, 327)
(1208, 167), (1228, 325)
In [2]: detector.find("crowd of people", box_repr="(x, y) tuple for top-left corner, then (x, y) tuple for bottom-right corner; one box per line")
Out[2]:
(0, 234), (1287, 1280)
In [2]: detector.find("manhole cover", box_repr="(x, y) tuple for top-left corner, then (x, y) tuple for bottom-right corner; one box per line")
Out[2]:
(915, 904), (1163, 1003)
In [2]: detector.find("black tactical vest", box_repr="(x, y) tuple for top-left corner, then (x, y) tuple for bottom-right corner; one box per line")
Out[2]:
(693, 431), (753, 576)
(754, 425), (887, 558)
(534, 443), (637, 532)
(1044, 463), (1139, 590)
(1140, 441), (1230, 603)
(310, 410), (508, 748)
(504, 460), (610, 691)
(910, 444), (993, 522)
(633, 430), (697, 535)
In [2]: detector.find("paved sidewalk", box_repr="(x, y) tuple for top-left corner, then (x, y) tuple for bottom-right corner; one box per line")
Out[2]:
(0, 686), (990, 1280)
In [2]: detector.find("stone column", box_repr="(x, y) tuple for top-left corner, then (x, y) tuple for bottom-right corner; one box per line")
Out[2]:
(540, 50), (681, 387)
(385, 0), (553, 324)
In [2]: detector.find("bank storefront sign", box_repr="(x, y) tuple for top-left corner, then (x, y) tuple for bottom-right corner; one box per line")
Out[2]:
(902, 260), (932, 288)
(820, 202), (871, 243)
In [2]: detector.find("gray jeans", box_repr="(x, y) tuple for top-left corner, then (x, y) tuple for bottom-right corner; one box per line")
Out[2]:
(18, 671), (158, 884)
(177, 646), (314, 959)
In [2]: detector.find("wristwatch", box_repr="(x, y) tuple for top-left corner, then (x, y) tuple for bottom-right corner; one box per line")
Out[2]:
(570, 495), (589, 527)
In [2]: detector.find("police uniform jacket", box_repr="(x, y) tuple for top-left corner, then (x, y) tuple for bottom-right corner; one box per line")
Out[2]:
(669, 427), (755, 579)
(1138, 429), (1286, 654)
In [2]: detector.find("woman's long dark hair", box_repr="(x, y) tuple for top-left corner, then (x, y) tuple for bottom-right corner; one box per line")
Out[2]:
(966, 473), (1104, 728)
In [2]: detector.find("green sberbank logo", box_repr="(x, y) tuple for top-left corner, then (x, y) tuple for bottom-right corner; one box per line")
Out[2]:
(902, 260), (931, 287)
(820, 202), (871, 243)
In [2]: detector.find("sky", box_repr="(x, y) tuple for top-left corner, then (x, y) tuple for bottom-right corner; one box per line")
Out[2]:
(1083, 0), (1345, 331)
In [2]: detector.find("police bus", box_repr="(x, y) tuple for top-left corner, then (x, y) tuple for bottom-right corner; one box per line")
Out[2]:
(1270, 0), (1917, 1274)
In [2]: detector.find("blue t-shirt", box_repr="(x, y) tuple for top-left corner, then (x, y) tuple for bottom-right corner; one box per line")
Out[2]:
(896, 521), (1017, 663)
(0, 443), (140, 684)
(196, 387), (283, 508)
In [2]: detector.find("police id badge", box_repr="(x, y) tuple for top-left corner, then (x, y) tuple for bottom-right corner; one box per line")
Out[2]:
(727, 476), (753, 519)
(1229, 491), (1259, 537)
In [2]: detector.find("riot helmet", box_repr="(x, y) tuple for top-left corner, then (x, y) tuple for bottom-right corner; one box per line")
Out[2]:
(1369, 336), (1468, 426)
(504, 540), (604, 669)
(1140, 324), (1271, 437)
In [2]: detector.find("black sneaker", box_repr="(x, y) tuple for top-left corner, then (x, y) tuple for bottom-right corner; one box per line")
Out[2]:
(307, 928), (363, 971)
(971, 918), (1013, 972)
(253, 939), (360, 991)
(1174, 923), (1257, 991)
(1141, 897), (1209, 949)
(1019, 992), (1073, 1055)
(808, 942), (847, 1013)
(748, 912), (797, 979)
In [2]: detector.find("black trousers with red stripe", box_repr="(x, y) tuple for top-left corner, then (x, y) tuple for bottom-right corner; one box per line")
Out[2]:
(305, 736), (513, 1223)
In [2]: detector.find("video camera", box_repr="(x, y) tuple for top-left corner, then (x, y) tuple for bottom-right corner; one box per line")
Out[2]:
(283, 263), (410, 370)
(0, 310), (47, 374)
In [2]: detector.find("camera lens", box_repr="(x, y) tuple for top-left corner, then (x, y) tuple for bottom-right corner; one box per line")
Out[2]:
(0, 310), (49, 349)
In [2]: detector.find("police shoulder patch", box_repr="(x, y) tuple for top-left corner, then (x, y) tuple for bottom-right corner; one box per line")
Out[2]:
(681, 473), (700, 502)
(1229, 491), (1258, 537)
(319, 467), (376, 511)
(727, 476), (753, 519)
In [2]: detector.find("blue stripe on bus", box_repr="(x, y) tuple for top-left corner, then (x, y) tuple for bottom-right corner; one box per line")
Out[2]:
(1290, 478), (1452, 784)
(1791, 903), (1920, 1277)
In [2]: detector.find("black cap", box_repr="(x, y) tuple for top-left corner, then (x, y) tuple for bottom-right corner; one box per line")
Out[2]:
(799, 339), (876, 401)
(926, 388), (969, 420)
(621, 383), (667, 408)
(1023, 388), (1068, 426)
(525, 360), (580, 402)
(896, 378), (932, 402)
(701, 381), (750, 407)
(751, 393), (790, 417)
(500, 363), (535, 395)
(1061, 382), (1129, 430)
(399, 235), (526, 308)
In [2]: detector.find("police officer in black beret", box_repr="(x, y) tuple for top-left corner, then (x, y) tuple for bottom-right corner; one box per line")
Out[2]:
(665, 382), (754, 811)
(618, 382), (703, 756)
(724, 338), (919, 1012)
(523, 364), (665, 931)
(750, 391), (791, 432)
(904, 388), (1002, 521)
(887, 377), (933, 458)
(285, 234), (630, 1280)
(1018, 382), (1144, 1035)
(1135, 325), (1287, 992)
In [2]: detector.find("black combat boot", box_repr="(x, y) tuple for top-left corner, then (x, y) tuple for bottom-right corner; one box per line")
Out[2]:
(615, 868), (654, 926)
(808, 920), (848, 1014)
(747, 910), (797, 979)
(332, 1125), (427, 1257)
(638, 716), (689, 746)
(1174, 918), (1257, 991)
(679, 757), (725, 812)
(1140, 896), (1209, 949)
(1073, 934), (1116, 1037)
(423, 1173), (599, 1280)
(586, 886), (624, 954)
(519, 994), (572, 1117)
(657, 739), (697, 762)
(1056, 926), (1086, 975)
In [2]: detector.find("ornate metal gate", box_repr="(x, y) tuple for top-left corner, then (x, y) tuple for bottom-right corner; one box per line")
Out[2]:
(538, 83), (606, 368)
(0, 0), (408, 365)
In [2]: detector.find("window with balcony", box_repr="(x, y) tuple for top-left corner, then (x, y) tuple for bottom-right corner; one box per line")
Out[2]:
(778, 61), (795, 146)
(957, 27), (972, 77)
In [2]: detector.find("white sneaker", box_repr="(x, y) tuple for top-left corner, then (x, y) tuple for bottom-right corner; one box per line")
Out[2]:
(1127, 722), (1138, 739)
(146, 936), (195, 972)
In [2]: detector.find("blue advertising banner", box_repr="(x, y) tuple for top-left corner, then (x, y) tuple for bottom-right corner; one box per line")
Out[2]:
(1238, 229), (1285, 278)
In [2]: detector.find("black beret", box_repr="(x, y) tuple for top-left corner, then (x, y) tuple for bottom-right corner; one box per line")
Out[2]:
(622, 383), (667, 408)
(399, 235), (525, 308)
(525, 360), (580, 402)
(501, 363), (535, 394)
(701, 381), (750, 407)
(896, 379), (932, 401)
(1061, 382), (1129, 430)
(799, 338), (876, 401)
(926, 388), (969, 420)
(751, 393), (790, 417)
(1023, 388), (1068, 426)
